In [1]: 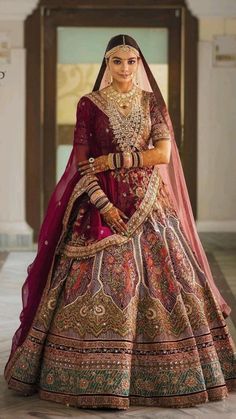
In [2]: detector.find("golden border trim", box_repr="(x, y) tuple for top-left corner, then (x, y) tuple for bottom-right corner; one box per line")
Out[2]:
(59, 166), (160, 259)
(85, 91), (110, 118)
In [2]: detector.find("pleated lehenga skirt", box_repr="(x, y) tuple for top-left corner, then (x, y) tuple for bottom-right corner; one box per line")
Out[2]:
(5, 185), (236, 410)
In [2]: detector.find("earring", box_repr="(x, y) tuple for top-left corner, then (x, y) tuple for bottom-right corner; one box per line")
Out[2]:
(135, 72), (139, 86)
(105, 68), (112, 85)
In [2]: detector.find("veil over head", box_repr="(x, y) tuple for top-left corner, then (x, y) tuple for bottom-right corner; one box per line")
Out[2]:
(94, 34), (230, 317)
(6, 33), (230, 366)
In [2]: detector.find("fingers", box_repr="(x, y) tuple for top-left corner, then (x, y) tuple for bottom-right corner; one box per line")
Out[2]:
(111, 223), (126, 235)
(109, 212), (128, 235)
(118, 209), (129, 220)
(78, 156), (103, 170)
(101, 207), (129, 236)
(79, 167), (98, 175)
(78, 163), (91, 171)
(78, 163), (96, 175)
(78, 160), (89, 167)
(78, 161), (108, 175)
(114, 219), (127, 235)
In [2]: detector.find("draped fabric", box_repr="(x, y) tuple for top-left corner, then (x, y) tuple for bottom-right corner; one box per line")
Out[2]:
(4, 92), (236, 409)
(5, 33), (230, 377)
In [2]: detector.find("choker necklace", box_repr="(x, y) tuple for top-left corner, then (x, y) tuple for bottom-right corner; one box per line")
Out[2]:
(106, 84), (138, 109)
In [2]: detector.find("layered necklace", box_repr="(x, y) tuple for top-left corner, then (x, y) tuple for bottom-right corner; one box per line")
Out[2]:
(104, 83), (147, 152)
(106, 83), (138, 110)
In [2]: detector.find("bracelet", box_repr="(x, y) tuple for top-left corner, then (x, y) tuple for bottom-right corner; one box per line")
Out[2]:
(123, 151), (133, 169)
(85, 176), (113, 213)
(137, 151), (144, 167)
(107, 151), (144, 169)
(100, 202), (114, 214)
(108, 153), (116, 170)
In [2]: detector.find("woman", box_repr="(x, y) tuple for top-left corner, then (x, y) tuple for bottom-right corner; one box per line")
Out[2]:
(4, 34), (236, 409)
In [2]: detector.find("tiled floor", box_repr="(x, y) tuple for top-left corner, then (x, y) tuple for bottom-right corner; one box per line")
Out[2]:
(0, 233), (236, 418)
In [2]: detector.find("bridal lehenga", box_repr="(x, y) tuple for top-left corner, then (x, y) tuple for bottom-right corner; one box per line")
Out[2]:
(4, 35), (236, 410)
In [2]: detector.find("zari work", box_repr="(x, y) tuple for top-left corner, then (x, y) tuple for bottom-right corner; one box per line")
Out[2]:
(5, 88), (236, 410)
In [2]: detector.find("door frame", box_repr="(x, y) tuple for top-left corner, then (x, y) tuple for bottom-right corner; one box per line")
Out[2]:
(25, 0), (198, 239)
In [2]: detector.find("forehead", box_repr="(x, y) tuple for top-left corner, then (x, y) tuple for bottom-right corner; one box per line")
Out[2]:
(109, 48), (138, 60)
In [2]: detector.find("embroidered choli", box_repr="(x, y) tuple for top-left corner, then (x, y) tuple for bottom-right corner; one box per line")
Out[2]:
(59, 88), (173, 256)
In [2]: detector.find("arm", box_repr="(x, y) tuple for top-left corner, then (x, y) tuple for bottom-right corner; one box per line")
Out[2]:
(78, 94), (171, 176)
(74, 96), (128, 235)
(141, 138), (171, 166)
(143, 92), (171, 165)
(74, 97), (112, 212)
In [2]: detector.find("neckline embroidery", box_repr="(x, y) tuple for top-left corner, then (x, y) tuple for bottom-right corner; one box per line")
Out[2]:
(86, 89), (151, 151)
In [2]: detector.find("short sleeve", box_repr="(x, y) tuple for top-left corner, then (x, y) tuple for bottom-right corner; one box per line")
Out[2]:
(149, 93), (171, 144)
(73, 96), (93, 146)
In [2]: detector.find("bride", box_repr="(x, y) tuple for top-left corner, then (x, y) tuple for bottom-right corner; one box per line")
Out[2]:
(4, 34), (236, 410)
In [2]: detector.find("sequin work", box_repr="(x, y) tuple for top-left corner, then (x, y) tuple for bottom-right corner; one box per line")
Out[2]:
(104, 86), (147, 151)
(4, 89), (236, 410)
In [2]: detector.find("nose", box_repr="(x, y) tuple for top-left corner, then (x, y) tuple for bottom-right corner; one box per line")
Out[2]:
(121, 61), (129, 73)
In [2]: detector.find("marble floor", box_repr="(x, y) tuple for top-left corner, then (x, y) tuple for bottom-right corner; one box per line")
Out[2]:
(0, 233), (236, 418)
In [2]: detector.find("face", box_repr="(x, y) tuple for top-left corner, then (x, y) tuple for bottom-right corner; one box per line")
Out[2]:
(107, 48), (139, 84)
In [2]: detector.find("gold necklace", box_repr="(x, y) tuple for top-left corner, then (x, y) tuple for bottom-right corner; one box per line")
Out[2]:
(106, 84), (138, 109)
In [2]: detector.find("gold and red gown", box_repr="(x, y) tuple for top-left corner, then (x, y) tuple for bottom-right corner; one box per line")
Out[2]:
(5, 89), (236, 409)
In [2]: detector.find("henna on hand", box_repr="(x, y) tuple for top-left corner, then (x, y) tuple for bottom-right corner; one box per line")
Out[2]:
(101, 206), (129, 236)
(78, 155), (110, 176)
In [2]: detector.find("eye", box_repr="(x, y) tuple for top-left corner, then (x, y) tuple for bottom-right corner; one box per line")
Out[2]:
(112, 59), (121, 65)
(128, 59), (136, 65)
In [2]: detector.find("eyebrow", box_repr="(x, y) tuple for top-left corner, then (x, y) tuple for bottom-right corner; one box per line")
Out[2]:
(111, 56), (137, 60)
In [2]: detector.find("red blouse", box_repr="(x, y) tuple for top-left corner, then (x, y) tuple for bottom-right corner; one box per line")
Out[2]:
(70, 90), (171, 244)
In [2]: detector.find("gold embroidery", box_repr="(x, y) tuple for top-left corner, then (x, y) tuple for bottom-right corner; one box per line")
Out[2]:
(58, 166), (160, 259)
(86, 89), (152, 151)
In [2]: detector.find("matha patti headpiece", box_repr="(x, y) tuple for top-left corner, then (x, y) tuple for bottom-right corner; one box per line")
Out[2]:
(105, 35), (140, 59)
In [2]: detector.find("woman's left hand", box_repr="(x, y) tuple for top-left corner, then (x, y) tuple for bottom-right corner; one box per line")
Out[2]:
(78, 155), (110, 176)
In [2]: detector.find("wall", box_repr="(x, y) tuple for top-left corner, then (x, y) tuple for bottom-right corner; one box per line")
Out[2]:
(197, 18), (236, 231)
(0, 0), (38, 249)
(187, 1), (236, 231)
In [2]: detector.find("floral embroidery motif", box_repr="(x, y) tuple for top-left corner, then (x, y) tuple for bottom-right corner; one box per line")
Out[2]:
(5, 211), (236, 408)
(149, 93), (171, 144)
(4, 88), (236, 410)
(58, 166), (160, 259)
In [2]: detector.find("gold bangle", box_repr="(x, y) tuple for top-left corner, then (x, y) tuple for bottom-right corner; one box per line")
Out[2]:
(100, 202), (114, 214)
(108, 153), (115, 170)
(89, 189), (105, 204)
(123, 151), (132, 169)
(138, 151), (144, 167)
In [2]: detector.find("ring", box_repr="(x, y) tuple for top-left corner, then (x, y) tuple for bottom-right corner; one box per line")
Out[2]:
(89, 157), (95, 163)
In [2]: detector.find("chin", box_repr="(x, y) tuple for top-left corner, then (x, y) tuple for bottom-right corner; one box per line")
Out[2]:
(117, 77), (132, 82)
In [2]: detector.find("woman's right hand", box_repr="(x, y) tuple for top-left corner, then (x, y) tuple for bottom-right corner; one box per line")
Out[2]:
(101, 205), (129, 235)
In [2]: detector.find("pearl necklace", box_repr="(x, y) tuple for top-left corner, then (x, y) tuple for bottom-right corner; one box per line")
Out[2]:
(106, 84), (138, 109)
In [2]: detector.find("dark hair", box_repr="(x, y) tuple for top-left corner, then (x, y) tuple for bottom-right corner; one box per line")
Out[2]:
(105, 34), (140, 54)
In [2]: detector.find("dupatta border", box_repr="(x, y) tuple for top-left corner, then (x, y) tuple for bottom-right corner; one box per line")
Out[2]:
(85, 91), (109, 117)
(58, 166), (160, 259)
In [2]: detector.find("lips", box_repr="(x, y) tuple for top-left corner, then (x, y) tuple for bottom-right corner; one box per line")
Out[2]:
(119, 74), (131, 78)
